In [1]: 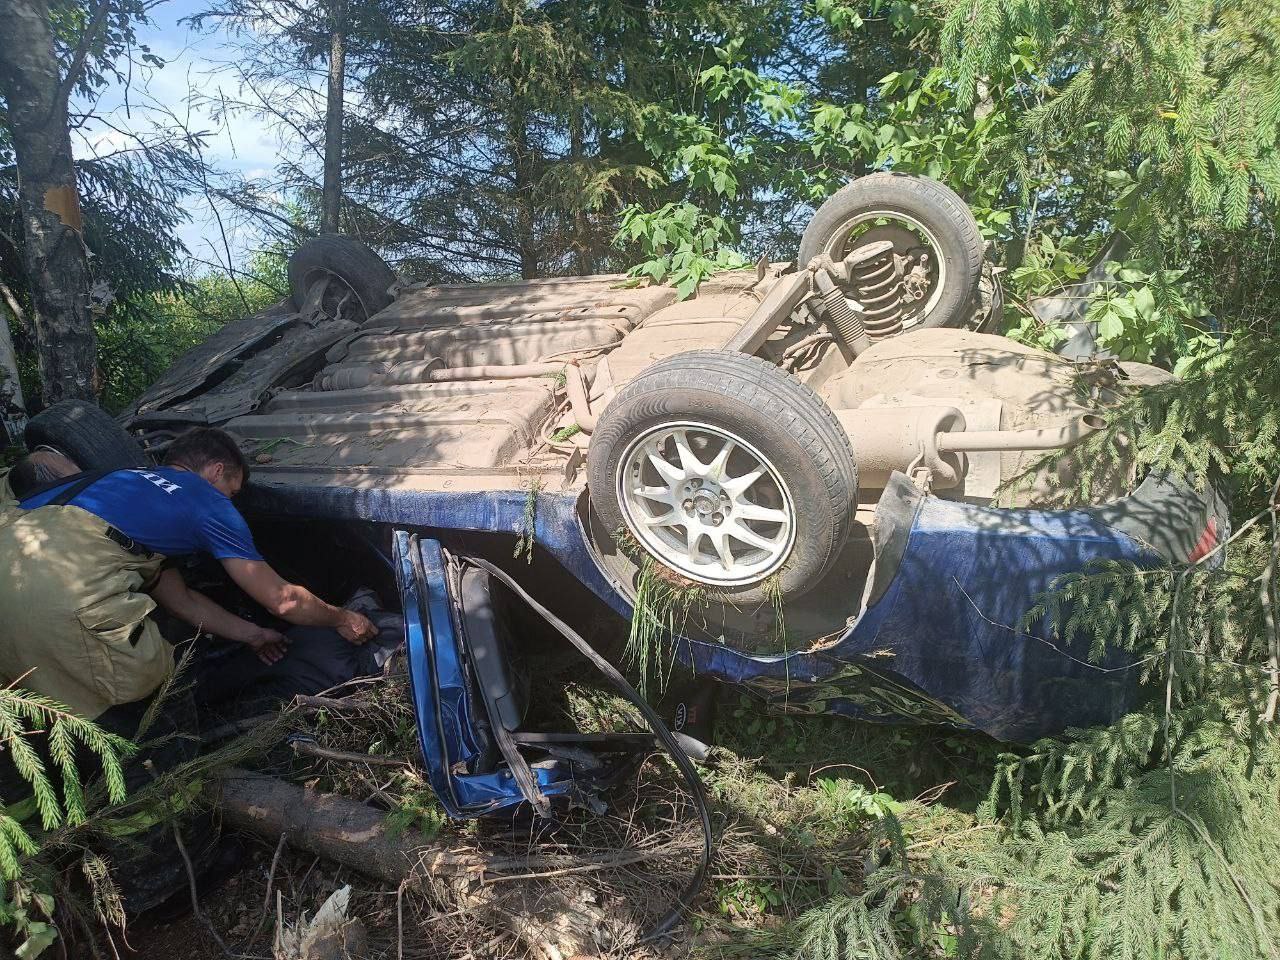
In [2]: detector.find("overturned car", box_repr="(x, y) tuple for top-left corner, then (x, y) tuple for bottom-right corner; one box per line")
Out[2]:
(28, 175), (1224, 817)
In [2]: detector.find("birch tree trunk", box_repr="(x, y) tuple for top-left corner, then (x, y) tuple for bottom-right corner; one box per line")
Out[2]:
(0, 0), (98, 404)
(0, 288), (29, 444)
(320, 0), (346, 235)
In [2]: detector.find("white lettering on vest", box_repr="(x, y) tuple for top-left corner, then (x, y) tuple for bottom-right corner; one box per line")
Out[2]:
(134, 471), (181, 494)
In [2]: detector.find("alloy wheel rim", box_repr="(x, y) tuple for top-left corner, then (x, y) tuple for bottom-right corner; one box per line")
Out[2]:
(617, 421), (796, 586)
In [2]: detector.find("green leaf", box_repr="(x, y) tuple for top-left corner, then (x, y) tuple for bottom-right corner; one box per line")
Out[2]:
(1132, 286), (1156, 319)
(1111, 297), (1137, 320)
(1097, 309), (1125, 341)
(15, 923), (58, 960)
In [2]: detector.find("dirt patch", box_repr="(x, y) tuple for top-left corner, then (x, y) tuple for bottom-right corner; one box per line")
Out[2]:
(114, 849), (271, 959)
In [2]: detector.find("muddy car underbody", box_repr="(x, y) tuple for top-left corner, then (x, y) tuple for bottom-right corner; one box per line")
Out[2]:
(102, 175), (1224, 761)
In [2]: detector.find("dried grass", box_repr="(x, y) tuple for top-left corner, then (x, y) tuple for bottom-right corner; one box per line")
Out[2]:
(189, 652), (908, 959)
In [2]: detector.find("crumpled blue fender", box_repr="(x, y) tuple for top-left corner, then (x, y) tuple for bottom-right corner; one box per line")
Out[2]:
(246, 472), (1173, 744)
(678, 476), (1157, 742)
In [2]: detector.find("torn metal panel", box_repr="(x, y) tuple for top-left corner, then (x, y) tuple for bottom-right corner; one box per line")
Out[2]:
(132, 315), (357, 429)
(129, 302), (298, 418)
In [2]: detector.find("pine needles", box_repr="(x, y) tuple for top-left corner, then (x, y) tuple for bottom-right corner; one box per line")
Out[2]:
(938, 0), (1280, 232)
(773, 721), (1280, 960)
(0, 687), (133, 882)
(513, 477), (541, 564)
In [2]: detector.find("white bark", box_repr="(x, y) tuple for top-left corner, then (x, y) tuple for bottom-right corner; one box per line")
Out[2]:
(0, 290), (28, 444)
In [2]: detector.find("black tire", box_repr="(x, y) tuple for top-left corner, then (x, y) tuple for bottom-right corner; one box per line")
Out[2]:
(288, 234), (397, 320)
(798, 172), (984, 332)
(25, 400), (147, 471)
(588, 350), (857, 606)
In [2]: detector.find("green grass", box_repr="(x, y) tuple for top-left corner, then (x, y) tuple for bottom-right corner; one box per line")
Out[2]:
(693, 699), (1003, 946)
(714, 695), (1004, 812)
(550, 423), (583, 443)
(625, 554), (709, 698)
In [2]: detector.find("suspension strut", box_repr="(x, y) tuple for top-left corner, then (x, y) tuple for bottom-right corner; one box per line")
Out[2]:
(845, 240), (907, 340)
(812, 269), (871, 355)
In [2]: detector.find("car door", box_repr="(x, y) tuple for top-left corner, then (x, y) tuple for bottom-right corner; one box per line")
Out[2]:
(392, 530), (642, 818)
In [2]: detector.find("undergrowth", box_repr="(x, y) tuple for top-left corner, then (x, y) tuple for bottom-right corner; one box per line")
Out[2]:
(625, 554), (708, 698)
(719, 336), (1280, 960)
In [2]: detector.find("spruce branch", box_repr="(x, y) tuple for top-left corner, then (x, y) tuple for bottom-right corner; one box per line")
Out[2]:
(0, 688), (132, 882)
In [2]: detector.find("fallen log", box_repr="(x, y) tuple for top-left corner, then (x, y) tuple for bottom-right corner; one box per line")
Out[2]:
(218, 768), (665, 882)
(215, 769), (635, 957)
(217, 767), (488, 883)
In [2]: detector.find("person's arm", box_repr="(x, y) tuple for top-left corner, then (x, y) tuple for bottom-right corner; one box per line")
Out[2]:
(149, 568), (290, 664)
(220, 558), (375, 643)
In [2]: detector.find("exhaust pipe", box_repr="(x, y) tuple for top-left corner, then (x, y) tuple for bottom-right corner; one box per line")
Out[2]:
(836, 409), (1109, 489)
(935, 414), (1108, 453)
(836, 406), (967, 489)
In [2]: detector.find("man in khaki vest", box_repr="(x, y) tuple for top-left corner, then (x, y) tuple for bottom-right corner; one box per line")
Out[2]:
(0, 427), (376, 723)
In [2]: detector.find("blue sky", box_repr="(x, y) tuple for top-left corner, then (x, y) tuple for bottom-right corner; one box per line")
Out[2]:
(74, 0), (305, 269)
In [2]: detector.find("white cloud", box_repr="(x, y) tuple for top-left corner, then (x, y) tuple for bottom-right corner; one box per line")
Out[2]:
(70, 0), (309, 271)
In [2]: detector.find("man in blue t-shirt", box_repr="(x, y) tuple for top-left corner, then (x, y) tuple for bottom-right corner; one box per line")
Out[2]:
(0, 428), (376, 721)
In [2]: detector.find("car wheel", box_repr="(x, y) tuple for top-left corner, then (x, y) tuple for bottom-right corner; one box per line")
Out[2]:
(798, 172), (984, 335)
(25, 400), (147, 471)
(288, 234), (397, 323)
(588, 350), (857, 606)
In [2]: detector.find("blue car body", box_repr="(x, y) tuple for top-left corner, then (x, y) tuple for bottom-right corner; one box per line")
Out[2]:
(250, 467), (1220, 776)
(676, 481), (1158, 743)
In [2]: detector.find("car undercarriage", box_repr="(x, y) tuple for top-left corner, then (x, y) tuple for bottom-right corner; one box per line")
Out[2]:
(26, 174), (1226, 759)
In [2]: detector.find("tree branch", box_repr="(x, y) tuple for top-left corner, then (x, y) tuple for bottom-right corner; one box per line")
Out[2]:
(55, 0), (113, 110)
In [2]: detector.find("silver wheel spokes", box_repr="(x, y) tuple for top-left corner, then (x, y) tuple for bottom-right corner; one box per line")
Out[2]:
(619, 424), (795, 585)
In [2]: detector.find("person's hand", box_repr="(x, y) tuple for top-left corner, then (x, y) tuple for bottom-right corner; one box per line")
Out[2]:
(338, 610), (376, 645)
(244, 626), (290, 665)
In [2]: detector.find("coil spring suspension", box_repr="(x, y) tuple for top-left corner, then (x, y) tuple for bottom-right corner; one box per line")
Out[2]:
(846, 240), (908, 340)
